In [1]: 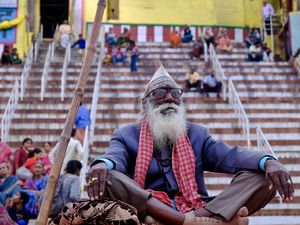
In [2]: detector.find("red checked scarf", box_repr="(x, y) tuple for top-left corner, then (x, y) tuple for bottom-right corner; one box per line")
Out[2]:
(134, 118), (205, 213)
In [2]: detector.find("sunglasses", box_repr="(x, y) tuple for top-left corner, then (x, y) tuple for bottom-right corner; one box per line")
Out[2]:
(148, 88), (183, 99)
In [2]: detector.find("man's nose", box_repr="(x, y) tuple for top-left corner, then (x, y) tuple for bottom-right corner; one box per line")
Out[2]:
(164, 91), (175, 102)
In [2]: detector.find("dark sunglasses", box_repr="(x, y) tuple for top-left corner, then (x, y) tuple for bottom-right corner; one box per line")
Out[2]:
(149, 88), (183, 99)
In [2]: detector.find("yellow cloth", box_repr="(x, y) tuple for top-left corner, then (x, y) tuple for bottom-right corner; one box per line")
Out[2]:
(186, 72), (201, 84)
(0, 15), (25, 30)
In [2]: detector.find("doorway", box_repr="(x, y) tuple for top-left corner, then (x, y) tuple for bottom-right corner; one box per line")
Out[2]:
(40, 0), (69, 38)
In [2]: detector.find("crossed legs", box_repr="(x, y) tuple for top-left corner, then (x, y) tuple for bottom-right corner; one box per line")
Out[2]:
(102, 170), (276, 224)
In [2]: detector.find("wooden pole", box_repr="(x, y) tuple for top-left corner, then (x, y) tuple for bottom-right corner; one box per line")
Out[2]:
(36, 1), (106, 224)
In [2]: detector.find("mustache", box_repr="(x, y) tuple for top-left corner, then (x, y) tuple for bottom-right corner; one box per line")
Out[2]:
(154, 103), (180, 114)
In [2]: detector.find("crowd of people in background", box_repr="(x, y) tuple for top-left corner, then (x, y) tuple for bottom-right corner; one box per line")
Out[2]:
(0, 135), (84, 224)
(103, 27), (139, 72)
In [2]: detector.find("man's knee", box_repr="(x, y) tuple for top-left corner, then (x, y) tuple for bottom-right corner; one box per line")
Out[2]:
(233, 171), (276, 197)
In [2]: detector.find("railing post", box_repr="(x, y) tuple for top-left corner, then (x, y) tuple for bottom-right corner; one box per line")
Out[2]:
(204, 42), (208, 63)
(21, 45), (33, 100)
(80, 126), (90, 197)
(270, 15), (274, 53)
(51, 42), (55, 62)
(41, 45), (51, 101)
(41, 24), (43, 42)
(61, 43), (71, 101)
(90, 25), (105, 144)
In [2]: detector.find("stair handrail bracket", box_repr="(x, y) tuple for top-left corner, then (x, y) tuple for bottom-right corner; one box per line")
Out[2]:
(1, 80), (20, 143)
(40, 44), (52, 101)
(209, 44), (227, 100)
(61, 43), (71, 101)
(20, 45), (34, 100)
(228, 79), (251, 148)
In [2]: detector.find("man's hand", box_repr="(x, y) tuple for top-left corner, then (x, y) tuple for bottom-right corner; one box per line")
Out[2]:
(265, 160), (294, 201)
(86, 162), (112, 200)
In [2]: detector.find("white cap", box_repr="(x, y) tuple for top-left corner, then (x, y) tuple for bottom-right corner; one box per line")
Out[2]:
(144, 65), (179, 97)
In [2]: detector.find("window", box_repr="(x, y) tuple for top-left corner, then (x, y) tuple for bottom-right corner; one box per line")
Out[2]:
(107, 0), (119, 20)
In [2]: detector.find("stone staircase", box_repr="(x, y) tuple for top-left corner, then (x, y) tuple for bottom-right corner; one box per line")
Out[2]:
(2, 41), (300, 224)
(0, 65), (23, 118)
(218, 44), (300, 224)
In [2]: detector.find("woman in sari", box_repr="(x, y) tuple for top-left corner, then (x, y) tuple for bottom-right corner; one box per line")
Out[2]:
(41, 142), (52, 175)
(0, 140), (12, 169)
(23, 162), (48, 217)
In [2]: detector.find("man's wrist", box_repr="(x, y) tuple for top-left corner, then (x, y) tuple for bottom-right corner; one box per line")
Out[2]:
(259, 156), (275, 171)
(91, 158), (114, 170)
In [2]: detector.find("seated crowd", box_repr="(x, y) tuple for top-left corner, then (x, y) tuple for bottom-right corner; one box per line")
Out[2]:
(103, 27), (139, 72)
(0, 131), (84, 224)
(1, 45), (22, 65)
(185, 67), (222, 98)
(245, 28), (273, 62)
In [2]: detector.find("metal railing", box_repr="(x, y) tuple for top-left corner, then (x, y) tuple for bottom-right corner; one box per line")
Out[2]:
(20, 45), (33, 100)
(256, 126), (277, 159)
(51, 25), (59, 61)
(199, 27), (208, 63)
(34, 26), (43, 62)
(51, 41), (56, 62)
(256, 126), (281, 203)
(61, 43), (71, 101)
(296, 54), (300, 76)
(80, 126), (90, 198)
(80, 26), (105, 192)
(40, 24), (43, 40)
(40, 44), (52, 101)
(90, 26), (105, 144)
(203, 41), (208, 63)
(90, 55), (104, 144)
(209, 44), (227, 100)
(261, 14), (281, 53)
(228, 79), (251, 148)
(1, 80), (20, 142)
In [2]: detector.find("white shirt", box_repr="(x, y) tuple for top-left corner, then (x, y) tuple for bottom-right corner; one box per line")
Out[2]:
(204, 74), (217, 87)
(262, 3), (274, 19)
(50, 137), (84, 175)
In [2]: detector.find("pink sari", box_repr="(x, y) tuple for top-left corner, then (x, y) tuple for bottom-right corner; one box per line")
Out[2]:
(0, 203), (17, 225)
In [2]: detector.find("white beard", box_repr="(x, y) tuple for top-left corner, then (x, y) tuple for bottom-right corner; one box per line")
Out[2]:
(145, 102), (187, 151)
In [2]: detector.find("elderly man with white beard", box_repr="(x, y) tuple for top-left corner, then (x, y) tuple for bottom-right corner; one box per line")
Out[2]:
(86, 66), (294, 225)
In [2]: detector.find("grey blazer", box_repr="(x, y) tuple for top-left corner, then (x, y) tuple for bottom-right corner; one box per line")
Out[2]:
(94, 122), (266, 197)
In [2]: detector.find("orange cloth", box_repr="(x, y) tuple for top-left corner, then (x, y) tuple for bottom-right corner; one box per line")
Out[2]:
(24, 158), (38, 173)
(170, 32), (181, 45)
(218, 37), (231, 46)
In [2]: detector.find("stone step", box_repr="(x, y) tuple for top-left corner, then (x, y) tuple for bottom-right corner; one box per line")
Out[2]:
(18, 97), (224, 104)
(223, 67), (296, 73)
(233, 80), (300, 85)
(243, 103), (300, 110)
(236, 83), (300, 89)
(226, 71), (296, 76)
(237, 92), (300, 98)
(249, 216), (300, 225)
(240, 97), (300, 104)
(221, 61), (290, 67)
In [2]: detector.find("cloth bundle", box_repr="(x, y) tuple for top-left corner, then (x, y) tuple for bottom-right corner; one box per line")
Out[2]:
(50, 199), (140, 225)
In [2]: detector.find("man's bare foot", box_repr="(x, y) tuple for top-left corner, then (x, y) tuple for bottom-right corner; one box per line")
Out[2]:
(144, 215), (165, 225)
(183, 207), (249, 225)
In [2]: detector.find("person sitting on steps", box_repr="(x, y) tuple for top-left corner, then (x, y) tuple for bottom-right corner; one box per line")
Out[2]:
(86, 65), (293, 225)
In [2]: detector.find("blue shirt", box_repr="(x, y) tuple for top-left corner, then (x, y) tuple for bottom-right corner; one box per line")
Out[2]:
(72, 39), (86, 49)
(75, 105), (91, 128)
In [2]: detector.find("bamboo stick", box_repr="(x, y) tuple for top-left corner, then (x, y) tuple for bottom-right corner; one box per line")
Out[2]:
(36, 1), (106, 224)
